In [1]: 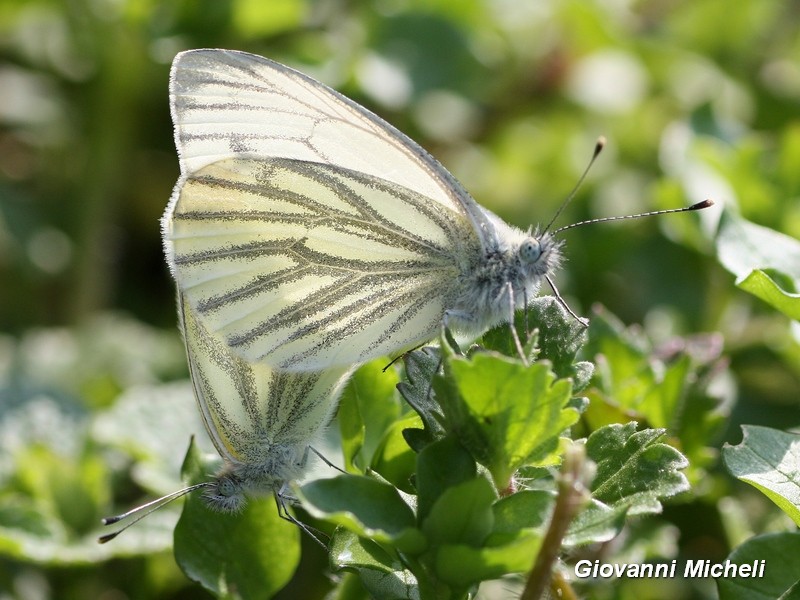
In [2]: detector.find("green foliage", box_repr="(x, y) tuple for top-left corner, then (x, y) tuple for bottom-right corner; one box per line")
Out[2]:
(293, 307), (693, 600)
(723, 426), (800, 527)
(714, 211), (800, 599)
(437, 350), (579, 488)
(579, 305), (730, 490)
(717, 533), (800, 600)
(586, 424), (688, 516)
(717, 209), (800, 320)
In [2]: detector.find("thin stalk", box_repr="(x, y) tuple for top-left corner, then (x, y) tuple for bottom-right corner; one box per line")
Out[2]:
(520, 444), (590, 600)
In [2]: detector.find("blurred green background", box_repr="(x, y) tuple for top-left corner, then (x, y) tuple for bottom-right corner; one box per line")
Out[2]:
(1, 0), (799, 598)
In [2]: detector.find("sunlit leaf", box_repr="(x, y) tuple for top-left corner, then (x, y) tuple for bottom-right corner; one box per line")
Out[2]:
(723, 425), (800, 525)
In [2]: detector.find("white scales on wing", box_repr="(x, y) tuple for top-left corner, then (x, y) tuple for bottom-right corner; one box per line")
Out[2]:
(163, 49), (563, 371)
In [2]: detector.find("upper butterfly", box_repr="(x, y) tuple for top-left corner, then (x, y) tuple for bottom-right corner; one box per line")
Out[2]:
(162, 48), (563, 371)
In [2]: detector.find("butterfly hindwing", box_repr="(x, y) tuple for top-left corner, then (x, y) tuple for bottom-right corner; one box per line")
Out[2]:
(179, 292), (352, 469)
(168, 154), (482, 369)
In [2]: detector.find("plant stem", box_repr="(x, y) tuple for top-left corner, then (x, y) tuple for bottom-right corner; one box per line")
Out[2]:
(520, 444), (589, 600)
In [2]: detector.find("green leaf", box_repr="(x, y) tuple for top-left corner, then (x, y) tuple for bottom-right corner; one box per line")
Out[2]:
(644, 353), (691, 430)
(398, 347), (446, 444)
(490, 490), (552, 539)
(432, 534), (543, 586)
(439, 353), (578, 489)
(479, 307), (539, 361)
(434, 490), (554, 588)
(339, 360), (402, 473)
(357, 569), (421, 600)
(453, 488), (614, 578)
(583, 308), (718, 431)
(780, 582), (800, 600)
(421, 477), (496, 547)
(723, 425), (800, 525)
(329, 530), (420, 599)
(491, 455), (622, 549)
(479, 297), (593, 389)
(370, 414), (421, 494)
(587, 423), (689, 516)
(415, 435), (476, 524)
(716, 209), (800, 318)
(583, 308), (654, 428)
(0, 499), (177, 566)
(14, 444), (107, 538)
(526, 297), (593, 386)
(736, 268), (800, 320)
(584, 309), (670, 427)
(717, 209), (800, 281)
(173, 439), (300, 599)
(671, 336), (731, 477)
(92, 378), (218, 502)
(330, 527), (405, 574)
(0, 387), (179, 564)
(583, 308), (729, 483)
(338, 382), (366, 474)
(297, 474), (426, 554)
(717, 532), (800, 600)
(564, 499), (626, 547)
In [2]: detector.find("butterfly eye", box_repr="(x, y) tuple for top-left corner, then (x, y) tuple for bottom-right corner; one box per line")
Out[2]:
(204, 475), (247, 512)
(217, 475), (239, 497)
(519, 239), (542, 264)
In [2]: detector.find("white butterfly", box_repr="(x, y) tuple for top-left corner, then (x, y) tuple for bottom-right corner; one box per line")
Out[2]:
(162, 49), (564, 371)
(176, 292), (353, 511)
(99, 295), (352, 541)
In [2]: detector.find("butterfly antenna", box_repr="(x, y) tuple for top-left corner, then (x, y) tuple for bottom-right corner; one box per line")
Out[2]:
(98, 482), (210, 543)
(542, 136), (606, 234)
(553, 199), (714, 234)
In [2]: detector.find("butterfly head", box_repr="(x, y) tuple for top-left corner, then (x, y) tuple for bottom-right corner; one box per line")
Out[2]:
(518, 231), (563, 280)
(203, 471), (248, 513)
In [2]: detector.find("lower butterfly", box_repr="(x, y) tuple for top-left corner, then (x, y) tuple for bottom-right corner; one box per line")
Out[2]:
(163, 49), (711, 372)
(177, 293), (354, 510)
(100, 294), (353, 542)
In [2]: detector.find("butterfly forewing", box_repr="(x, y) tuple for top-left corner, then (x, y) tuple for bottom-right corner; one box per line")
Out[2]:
(168, 49), (494, 237)
(169, 158), (478, 369)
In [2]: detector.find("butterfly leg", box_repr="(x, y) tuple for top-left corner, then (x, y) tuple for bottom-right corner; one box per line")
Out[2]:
(545, 275), (589, 327)
(382, 343), (427, 372)
(308, 446), (345, 474)
(504, 282), (529, 365)
(441, 310), (470, 355)
(274, 486), (329, 549)
(523, 287), (530, 341)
